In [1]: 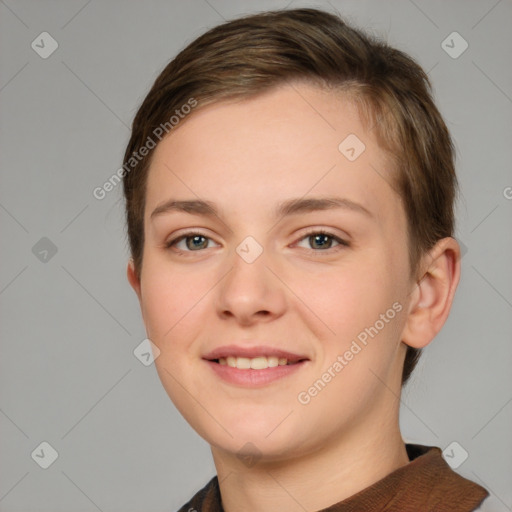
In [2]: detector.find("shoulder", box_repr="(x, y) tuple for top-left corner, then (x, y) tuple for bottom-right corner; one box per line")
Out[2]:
(397, 444), (490, 511)
(321, 444), (490, 512)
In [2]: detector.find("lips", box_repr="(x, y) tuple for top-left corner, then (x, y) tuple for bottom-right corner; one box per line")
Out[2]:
(203, 345), (310, 386)
(202, 344), (309, 363)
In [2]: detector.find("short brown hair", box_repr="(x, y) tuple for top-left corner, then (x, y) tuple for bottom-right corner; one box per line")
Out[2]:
(122, 8), (457, 386)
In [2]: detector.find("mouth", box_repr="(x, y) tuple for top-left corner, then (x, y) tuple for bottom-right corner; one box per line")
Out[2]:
(210, 355), (308, 369)
(202, 345), (310, 386)
(203, 345), (309, 369)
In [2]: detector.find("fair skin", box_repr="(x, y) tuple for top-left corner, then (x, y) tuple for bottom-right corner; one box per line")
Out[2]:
(127, 82), (460, 512)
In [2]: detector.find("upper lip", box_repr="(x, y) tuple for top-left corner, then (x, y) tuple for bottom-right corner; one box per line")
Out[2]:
(203, 344), (309, 363)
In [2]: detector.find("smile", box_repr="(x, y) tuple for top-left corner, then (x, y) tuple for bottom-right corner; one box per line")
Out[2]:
(203, 344), (310, 386)
(205, 358), (308, 387)
(217, 356), (300, 369)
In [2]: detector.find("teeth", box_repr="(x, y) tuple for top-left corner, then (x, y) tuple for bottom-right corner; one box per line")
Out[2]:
(219, 356), (292, 369)
(235, 357), (251, 369)
(267, 357), (279, 368)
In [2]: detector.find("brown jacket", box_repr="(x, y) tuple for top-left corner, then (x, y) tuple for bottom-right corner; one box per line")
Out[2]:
(177, 444), (489, 511)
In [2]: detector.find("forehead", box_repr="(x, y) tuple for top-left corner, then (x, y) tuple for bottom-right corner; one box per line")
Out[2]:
(145, 83), (401, 226)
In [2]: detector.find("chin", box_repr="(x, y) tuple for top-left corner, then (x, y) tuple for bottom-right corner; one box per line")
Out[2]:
(209, 434), (304, 464)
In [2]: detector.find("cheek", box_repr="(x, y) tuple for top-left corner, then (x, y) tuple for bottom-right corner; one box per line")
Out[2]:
(295, 262), (390, 330)
(295, 259), (404, 372)
(140, 260), (211, 343)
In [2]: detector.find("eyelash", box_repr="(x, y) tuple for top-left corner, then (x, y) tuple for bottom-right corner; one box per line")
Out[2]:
(164, 229), (349, 255)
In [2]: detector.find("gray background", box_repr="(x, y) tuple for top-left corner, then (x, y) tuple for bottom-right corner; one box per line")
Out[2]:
(1, 0), (511, 511)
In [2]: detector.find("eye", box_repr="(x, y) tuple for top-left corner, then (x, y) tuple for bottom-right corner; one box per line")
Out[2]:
(295, 230), (349, 252)
(165, 232), (218, 252)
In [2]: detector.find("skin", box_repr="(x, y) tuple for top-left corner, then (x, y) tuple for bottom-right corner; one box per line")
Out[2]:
(127, 82), (460, 512)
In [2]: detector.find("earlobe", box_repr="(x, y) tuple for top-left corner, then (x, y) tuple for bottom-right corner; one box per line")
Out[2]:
(126, 258), (142, 302)
(401, 237), (461, 349)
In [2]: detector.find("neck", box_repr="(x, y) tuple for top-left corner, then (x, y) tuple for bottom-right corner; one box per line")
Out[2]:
(211, 402), (410, 512)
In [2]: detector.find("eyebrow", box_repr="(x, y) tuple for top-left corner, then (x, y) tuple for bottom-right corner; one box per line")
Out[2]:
(150, 196), (373, 221)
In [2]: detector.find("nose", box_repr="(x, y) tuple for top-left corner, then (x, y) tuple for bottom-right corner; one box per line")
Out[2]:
(214, 242), (287, 326)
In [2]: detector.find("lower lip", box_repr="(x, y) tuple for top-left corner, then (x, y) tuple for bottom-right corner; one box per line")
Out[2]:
(204, 360), (308, 387)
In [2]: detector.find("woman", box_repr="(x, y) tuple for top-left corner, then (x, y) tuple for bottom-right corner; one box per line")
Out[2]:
(123, 8), (489, 511)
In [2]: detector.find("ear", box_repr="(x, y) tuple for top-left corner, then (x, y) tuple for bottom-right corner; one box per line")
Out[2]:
(401, 237), (461, 349)
(127, 258), (142, 303)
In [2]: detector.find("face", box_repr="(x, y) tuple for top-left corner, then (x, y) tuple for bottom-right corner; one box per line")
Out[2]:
(129, 83), (416, 463)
